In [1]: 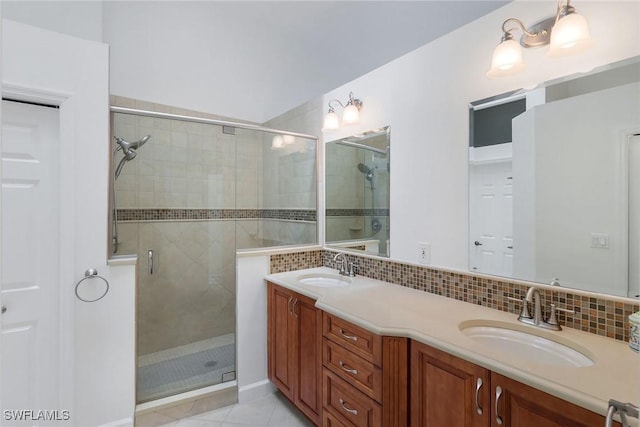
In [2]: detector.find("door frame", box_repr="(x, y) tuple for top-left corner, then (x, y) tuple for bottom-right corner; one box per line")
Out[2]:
(2, 19), (112, 422)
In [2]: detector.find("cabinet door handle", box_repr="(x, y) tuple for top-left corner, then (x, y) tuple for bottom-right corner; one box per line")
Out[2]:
(287, 297), (293, 315)
(292, 299), (298, 318)
(475, 377), (483, 415)
(339, 361), (358, 375)
(339, 398), (358, 416)
(339, 328), (358, 341)
(495, 386), (504, 425)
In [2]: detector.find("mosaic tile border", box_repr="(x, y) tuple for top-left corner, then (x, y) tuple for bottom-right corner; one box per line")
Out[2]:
(268, 249), (637, 343)
(326, 209), (390, 217)
(117, 208), (316, 222)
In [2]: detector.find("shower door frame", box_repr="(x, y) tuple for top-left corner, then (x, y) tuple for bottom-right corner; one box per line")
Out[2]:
(109, 105), (321, 405)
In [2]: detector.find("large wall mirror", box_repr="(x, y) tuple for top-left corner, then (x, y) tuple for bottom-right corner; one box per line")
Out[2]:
(325, 127), (390, 257)
(469, 56), (640, 298)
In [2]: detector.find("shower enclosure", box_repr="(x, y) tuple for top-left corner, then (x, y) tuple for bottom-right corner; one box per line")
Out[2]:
(110, 106), (317, 403)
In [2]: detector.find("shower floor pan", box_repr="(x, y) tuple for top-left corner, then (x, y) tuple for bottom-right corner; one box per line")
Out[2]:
(137, 334), (236, 403)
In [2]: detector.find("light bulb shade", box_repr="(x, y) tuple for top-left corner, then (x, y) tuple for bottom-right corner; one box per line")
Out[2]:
(271, 135), (284, 150)
(486, 38), (525, 78)
(282, 135), (295, 145)
(547, 12), (593, 57)
(342, 104), (360, 124)
(322, 111), (340, 130)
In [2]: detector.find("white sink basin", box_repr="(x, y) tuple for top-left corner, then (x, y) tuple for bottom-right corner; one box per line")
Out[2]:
(459, 320), (594, 368)
(297, 273), (351, 288)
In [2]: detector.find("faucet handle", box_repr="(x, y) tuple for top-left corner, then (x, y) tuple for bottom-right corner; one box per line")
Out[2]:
(547, 304), (561, 328)
(347, 262), (357, 277)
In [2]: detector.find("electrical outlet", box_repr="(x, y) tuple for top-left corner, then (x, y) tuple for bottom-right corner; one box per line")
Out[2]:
(590, 233), (609, 249)
(418, 242), (430, 265)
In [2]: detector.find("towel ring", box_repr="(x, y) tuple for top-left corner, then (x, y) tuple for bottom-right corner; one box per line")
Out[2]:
(75, 268), (109, 302)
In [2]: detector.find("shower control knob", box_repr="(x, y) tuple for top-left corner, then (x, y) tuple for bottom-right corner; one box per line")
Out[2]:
(474, 240), (483, 246)
(1, 306), (6, 314)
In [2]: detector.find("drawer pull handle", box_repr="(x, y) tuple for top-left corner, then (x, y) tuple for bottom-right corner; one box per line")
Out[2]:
(339, 361), (358, 375)
(339, 398), (358, 416)
(475, 377), (483, 415)
(339, 329), (358, 341)
(495, 386), (503, 425)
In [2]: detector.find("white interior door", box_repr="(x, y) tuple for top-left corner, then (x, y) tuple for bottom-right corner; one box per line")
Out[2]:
(1, 100), (62, 424)
(470, 161), (513, 276)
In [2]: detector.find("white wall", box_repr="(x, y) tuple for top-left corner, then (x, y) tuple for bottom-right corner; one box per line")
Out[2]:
(2, 0), (102, 42)
(2, 20), (135, 426)
(102, 2), (307, 124)
(319, 0), (640, 268)
(236, 254), (275, 403)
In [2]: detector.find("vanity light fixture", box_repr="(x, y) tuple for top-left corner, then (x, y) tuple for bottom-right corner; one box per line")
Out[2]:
(322, 92), (363, 131)
(487, 0), (593, 78)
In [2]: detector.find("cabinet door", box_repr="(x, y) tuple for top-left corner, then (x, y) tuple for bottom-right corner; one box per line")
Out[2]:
(267, 283), (296, 400)
(491, 373), (619, 427)
(294, 293), (322, 425)
(410, 341), (490, 427)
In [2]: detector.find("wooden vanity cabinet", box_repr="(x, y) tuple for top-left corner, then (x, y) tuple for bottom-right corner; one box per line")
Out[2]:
(322, 312), (408, 427)
(268, 281), (617, 427)
(411, 341), (618, 427)
(267, 282), (322, 425)
(491, 373), (621, 427)
(410, 340), (490, 427)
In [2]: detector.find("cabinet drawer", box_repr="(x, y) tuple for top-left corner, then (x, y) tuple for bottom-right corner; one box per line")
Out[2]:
(323, 338), (382, 402)
(323, 312), (382, 365)
(323, 368), (382, 427)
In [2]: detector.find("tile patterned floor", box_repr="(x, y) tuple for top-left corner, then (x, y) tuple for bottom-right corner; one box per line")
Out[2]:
(158, 392), (313, 427)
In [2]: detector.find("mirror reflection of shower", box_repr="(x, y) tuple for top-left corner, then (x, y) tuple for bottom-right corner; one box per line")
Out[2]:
(357, 162), (382, 234)
(112, 135), (151, 253)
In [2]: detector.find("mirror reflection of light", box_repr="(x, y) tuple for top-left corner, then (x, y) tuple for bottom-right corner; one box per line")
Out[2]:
(271, 135), (284, 150)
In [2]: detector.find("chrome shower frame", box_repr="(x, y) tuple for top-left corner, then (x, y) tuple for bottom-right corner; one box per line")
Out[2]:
(108, 106), (320, 254)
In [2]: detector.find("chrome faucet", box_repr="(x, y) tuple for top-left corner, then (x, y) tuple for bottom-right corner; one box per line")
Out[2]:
(334, 253), (348, 275)
(525, 286), (543, 325)
(515, 286), (562, 331)
(333, 253), (356, 277)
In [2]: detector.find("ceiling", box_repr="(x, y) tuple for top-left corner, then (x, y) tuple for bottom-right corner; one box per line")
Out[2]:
(225, 1), (511, 121)
(3, 0), (510, 122)
(103, 1), (510, 122)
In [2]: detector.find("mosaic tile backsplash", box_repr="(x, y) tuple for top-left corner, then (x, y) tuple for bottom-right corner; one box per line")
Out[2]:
(269, 249), (638, 342)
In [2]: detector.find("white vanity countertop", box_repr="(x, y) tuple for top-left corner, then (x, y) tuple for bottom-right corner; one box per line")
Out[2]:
(265, 267), (639, 421)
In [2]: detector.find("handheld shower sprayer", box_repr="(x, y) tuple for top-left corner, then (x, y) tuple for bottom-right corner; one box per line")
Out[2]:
(114, 135), (151, 179)
(112, 134), (151, 254)
(357, 162), (374, 182)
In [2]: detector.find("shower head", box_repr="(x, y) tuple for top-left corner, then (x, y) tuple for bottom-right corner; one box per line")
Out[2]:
(357, 163), (374, 182)
(113, 135), (151, 179)
(115, 135), (150, 153)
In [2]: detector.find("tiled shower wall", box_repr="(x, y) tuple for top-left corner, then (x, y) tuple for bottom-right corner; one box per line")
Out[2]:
(112, 96), (317, 355)
(325, 145), (391, 243)
(269, 249), (638, 343)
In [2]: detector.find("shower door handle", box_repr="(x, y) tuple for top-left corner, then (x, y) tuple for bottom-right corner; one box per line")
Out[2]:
(148, 249), (154, 275)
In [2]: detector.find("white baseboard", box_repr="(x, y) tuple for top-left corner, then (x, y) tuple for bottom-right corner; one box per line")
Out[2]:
(238, 379), (276, 404)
